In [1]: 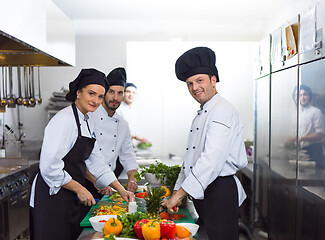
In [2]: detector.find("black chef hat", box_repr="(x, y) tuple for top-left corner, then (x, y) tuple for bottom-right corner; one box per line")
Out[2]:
(66, 68), (109, 101)
(124, 82), (137, 89)
(175, 47), (219, 82)
(107, 67), (126, 87)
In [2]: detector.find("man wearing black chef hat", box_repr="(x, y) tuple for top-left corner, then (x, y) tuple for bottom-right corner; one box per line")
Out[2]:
(85, 67), (139, 200)
(162, 47), (248, 239)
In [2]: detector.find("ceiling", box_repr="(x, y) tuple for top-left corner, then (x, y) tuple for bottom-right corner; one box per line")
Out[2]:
(52, 0), (317, 41)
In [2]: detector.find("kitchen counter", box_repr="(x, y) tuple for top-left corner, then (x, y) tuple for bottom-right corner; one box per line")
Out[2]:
(77, 197), (203, 240)
(0, 159), (39, 180)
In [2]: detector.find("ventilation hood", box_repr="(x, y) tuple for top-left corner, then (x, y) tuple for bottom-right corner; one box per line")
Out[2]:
(0, 30), (71, 66)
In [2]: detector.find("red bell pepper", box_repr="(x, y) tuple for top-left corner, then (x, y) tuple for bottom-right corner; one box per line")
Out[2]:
(134, 219), (149, 239)
(160, 220), (176, 239)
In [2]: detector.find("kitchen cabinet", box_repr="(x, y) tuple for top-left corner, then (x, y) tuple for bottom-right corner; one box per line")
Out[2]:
(271, 16), (299, 72)
(254, 75), (270, 231)
(254, 4), (325, 238)
(269, 66), (298, 240)
(254, 35), (271, 79)
(299, 2), (325, 64)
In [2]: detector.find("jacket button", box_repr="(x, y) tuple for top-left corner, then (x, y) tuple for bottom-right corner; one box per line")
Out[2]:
(190, 166), (193, 169)
(99, 148), (102, 151)
(112, 150), (114, 152)
(190, 130), (193, 132)
(101, 118), (103, 120)
(186, 147), (189, 150)
(115, 120), (118, 123)
(100, 133), (102, 135)
(114, 135), (116, 137)
(109, 164), (111, 167)
(193, 146), (195, 149)
(205, 110), (207, 113)
(196, 128), (199, 130)
(183, 166), (185, 169)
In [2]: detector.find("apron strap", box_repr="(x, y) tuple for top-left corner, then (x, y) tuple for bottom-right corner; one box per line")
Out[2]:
(71, 103), (82, 137)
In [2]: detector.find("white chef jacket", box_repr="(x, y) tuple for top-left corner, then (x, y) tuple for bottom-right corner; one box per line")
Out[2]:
(117, 101), (137, 136)
(30, 105), (116, 207)
(299, 104), (325, 148)
(90, 104), (139, 172)
(174, 93), (247, 205)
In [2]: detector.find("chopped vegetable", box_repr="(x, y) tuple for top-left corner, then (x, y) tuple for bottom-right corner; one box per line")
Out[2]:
(91, 205), (127, 217)
(159, 210), (185, 221)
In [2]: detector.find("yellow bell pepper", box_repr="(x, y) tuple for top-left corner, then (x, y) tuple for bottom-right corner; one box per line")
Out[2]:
(142, 219), (160, 240)
(161, 186), (171, 198)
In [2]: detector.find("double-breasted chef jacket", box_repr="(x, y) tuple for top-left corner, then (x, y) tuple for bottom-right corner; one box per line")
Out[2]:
(90, 104), (139, 172)
(174, 93), (247, 205)
(117, 101), (137, 137)
(30, 105), (116, 208)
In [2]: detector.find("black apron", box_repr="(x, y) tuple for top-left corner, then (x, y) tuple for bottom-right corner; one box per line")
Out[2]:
(193, 175), (239, 240)
(32, 103), (96, 240)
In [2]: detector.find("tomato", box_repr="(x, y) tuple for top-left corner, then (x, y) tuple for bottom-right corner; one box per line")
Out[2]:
(135, 192), (148, 198)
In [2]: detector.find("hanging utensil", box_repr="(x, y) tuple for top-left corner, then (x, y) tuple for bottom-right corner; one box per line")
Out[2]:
(7, 66), (16, 108)
(37, 66), (42, 104)
(0, 67), (4, 107)
(1, 66), (8, 107)
(0, 67), (5, 112)
(29, 66), (36, 107)
(23, 66), (29, 106)
(16, 66), (23, 105)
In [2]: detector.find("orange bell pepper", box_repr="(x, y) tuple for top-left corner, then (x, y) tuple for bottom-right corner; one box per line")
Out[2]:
(103, 218), (123, 236)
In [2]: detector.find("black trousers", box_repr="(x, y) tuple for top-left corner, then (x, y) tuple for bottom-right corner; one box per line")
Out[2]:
(193, 175), (239, 240)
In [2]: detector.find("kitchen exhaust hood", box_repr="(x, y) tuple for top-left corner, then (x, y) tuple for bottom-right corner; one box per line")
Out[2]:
(0, 30), (71, 66)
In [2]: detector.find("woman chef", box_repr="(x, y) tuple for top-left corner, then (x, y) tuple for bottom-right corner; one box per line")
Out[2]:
(29, 68), (134, 240)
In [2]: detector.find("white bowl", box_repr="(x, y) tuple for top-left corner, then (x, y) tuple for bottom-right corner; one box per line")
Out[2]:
(176, 223), (200, 236)
(144, 173), (166, 187)
(89, 215), (117, 232)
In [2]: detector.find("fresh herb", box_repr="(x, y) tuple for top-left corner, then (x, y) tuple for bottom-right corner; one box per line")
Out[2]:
(117, 212), (148, 238)
(135, 161), (181, 189)
(145, 186), (165, 218)
(137, 142), (152, 149)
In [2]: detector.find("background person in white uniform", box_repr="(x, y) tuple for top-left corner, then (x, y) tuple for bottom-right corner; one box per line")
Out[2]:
(86, 67), (139, 200)
(288, 84), (325, 166)
(117, 82), (147, 143)
(162, 47), (248, 240)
